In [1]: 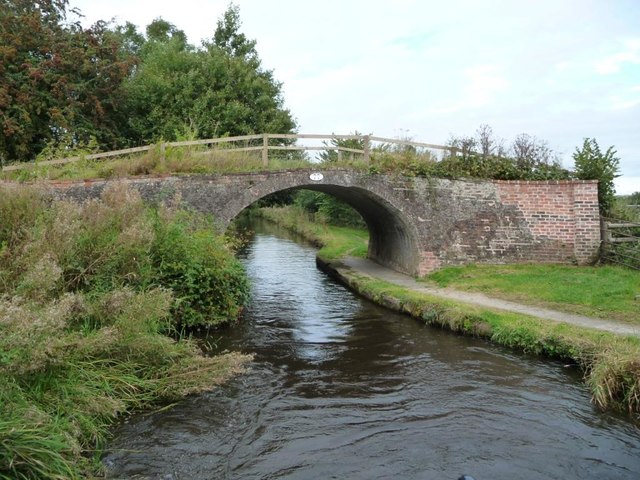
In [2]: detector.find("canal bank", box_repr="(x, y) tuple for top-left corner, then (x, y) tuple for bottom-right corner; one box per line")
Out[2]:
(316, 254), (640, 416)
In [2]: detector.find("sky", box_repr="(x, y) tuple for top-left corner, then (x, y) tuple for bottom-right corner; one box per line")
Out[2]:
(70, 0), (640, 194)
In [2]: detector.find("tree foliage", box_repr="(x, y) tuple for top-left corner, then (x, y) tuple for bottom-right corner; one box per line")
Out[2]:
(0, 0), (137, 163)
(122, 13), (295, 143)
(0, 2), (295, 163)
(319, 132), (365, 163)
(573, 138), (620, 216)
(293, 190), (365, 228)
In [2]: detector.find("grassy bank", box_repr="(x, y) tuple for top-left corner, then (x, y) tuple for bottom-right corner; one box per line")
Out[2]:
(0, 184), (251, 478)
(425, 264), (640, 325)
(256, 205), (640, 416)
(252, 206), (368, 260)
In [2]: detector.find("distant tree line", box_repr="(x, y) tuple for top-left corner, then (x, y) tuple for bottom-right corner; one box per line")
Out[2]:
(0, 0), (296, 164)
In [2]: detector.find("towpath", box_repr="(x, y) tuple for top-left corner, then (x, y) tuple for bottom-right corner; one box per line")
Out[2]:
(340, 257), (640, 337)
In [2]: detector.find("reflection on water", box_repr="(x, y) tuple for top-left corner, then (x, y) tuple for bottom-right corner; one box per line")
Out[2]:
(104, 219), (640, 480)
(243, 231), (358, 362)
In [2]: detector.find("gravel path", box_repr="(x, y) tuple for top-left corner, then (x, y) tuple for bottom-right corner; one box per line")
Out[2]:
(340, 257), (640, 337)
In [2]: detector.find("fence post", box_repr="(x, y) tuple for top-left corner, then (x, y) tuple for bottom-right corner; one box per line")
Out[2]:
(337, 149), (343, 163)
(600, 217), (609, 260)
(363, 134), (370, 164)
(262, 134), (269, 167)
(159, 142), (166, 163)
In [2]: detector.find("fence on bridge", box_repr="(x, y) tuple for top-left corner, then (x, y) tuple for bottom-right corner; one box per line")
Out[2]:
(1, 133), (459, 173)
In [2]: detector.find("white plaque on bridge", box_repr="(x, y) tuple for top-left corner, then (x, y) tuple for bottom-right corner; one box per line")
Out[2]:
(309, 172), (324, 181)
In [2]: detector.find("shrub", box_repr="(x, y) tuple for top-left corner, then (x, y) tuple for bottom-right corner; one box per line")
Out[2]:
(573, 138), (620, 216)
(151, 210), (249, 327)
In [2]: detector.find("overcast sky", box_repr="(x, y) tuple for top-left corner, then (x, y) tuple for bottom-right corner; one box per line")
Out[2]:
(71, 0), (639, 194)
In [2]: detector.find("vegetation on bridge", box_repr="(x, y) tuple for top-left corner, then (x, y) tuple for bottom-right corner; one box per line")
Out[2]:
(0, 184), (250, 478)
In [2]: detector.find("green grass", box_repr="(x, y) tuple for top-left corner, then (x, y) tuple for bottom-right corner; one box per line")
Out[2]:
(425, 264), (640, 324)
(1, 147), (367, 182)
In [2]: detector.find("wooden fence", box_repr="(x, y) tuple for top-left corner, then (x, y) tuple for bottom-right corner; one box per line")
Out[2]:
(1, 133), (458, 172)
(601, 218), (640, 270)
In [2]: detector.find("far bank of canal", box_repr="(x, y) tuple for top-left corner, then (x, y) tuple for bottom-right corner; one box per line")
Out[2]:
(104, 219), (640, 479)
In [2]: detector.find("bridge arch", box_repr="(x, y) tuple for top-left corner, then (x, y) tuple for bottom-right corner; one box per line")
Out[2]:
(229, 182), (421, 275)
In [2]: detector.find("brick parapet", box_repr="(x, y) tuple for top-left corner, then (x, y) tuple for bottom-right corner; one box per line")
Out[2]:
(493, 180), (600, 265)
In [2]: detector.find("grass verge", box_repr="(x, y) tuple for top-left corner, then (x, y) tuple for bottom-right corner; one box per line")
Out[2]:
(256, 205), (640, 417)
(425, 264), (640, 325)
(1, 147), (364, 182)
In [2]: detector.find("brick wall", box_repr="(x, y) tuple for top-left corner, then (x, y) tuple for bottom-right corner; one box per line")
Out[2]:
(493, 180), (600, 265)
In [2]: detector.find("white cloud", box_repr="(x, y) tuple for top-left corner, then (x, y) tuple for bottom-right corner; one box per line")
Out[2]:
(594, 39), (640, 74)
(463, 65), (510, 107)
(615, 176), (640, 195)
(431, 65), (509, 114)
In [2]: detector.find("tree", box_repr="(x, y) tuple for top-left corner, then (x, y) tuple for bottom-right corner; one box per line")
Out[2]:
(212, 3), (258, 62)
(476, 124), (506, 158)
(573, 138), (620, 216)
(0, 0), (137, 162)
(510, 133), (555, 170)
(123, 5), (296, 143)
(319, 132), (364, 163)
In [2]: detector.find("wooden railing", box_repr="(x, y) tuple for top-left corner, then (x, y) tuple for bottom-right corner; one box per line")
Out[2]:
(601, 218), (640, 270)
(1, 133), (458, 172)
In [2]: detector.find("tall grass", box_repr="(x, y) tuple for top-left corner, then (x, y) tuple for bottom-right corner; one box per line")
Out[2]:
(1, 146), (316, 182)
(0, 184), (251, 478)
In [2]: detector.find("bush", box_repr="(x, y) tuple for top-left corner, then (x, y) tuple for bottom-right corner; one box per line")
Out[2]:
(293, 190), (365, 228)
(151, 210), (249, 327)
(573, 138), (620, 216)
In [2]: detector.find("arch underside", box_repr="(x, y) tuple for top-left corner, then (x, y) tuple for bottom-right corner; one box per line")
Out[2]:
(283, 184), (420, 275)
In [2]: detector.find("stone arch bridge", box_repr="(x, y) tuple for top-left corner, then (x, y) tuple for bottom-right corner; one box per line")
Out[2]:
(48, 169), (601, 275)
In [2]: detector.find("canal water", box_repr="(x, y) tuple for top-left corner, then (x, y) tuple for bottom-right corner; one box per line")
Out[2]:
(104, 220), (640, 479)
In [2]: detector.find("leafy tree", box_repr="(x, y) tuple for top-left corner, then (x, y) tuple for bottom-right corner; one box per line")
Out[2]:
(293, 190), (364, 227)
(573, 138), (620, 216)
(319, 132), (365, 163)
(123, 5), (296, 143)
(145, 17), (188, 46)
(0, 0), (136, 162)
(212, 3), (258, 61)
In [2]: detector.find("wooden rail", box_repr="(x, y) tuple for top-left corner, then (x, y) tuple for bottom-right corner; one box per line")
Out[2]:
(1, 133), (458, 172)
(600, 219), (640, 270)
(603, 220), (640, 243)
